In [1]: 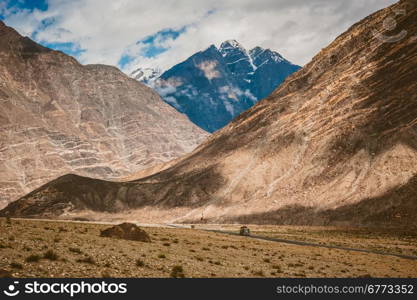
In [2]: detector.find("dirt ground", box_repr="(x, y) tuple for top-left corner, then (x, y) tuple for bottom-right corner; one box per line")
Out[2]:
(1, 218), (416, 278)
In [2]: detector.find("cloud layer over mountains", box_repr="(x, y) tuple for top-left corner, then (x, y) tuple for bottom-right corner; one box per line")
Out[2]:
(1, 0), (396, 72)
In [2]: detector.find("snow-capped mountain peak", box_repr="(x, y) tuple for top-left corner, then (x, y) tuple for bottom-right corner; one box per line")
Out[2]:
(219, 39), (247, 56)
(131, 40), (300, 132)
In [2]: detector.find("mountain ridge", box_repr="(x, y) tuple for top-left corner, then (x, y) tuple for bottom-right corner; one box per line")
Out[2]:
(133, 40), (300, 132)
(0, 20), (208, 208)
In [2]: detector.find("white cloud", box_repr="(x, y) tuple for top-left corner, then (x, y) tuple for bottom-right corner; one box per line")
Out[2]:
(2, 0), (398, 73)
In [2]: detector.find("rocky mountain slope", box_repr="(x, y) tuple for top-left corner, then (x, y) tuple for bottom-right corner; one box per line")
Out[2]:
(2, 0), (417, 228)
(136, 41), (300, 132)
(0, 21), (207, 209)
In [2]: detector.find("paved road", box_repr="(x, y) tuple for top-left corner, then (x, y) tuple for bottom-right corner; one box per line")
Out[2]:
(165, 223), (417, 261)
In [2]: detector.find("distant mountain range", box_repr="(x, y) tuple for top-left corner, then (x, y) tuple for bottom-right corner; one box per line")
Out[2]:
(132, 40), (300, 132)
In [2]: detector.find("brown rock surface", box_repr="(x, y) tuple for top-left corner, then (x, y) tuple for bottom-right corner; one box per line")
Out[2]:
(1, 0), (417, 227)
(100, 223), (151, 242)
(0, 21), (207, 208)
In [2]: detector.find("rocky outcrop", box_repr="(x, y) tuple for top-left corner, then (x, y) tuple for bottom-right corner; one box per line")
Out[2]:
(100, 223), (151, 242)
(2, 0), (417, 228)
(0, 21), (208, 209)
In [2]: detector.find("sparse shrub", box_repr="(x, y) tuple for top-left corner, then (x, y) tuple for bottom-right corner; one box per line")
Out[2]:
(69, 247), (82, 254)
(243, 266), (250, 271)
(170, 265), (185, 278)
(6, 217), (11, 225)
(136, 259), (145, 267)
(76, 256), (96, 265)
(26, 254), (41, 263)
(104, 262), (111, 268)
(8, 236), (15, 241)
(202, 247), (210, 251)
(221, 245), (228, 249)
(272, 265), (282, 273)
(10, 262), (23, 269)
(189, 249), (196, 253)
(263, 258), (271, 263)
(173, 239), (179, 244)
(213, 261), (222, 266)
(163, 243), (170, 247)
(195, 256), (204, 262)
(252, 270), (264, 277)
(53, 238), (60, 243)
(43, 250), (59, 261)
(102, 270), (112, 278)
(0, 269), (12, 278)
(158, 254), (166, 259)
(58, 227), (68, 232)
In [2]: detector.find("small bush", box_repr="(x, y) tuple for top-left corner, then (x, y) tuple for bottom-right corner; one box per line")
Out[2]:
(272, 265), (282, 272)
(252, 270), (265, 277)
(6, 217), (11, 225)
(26, 254), (41, 263)
(163, 243), (170, 247)
(69, 247), (82, 254)
(170, 265), (185, 278)
(136, 259), (145, 267)
(10, 262), (23, 269)
(76, 256), (96, 265)
(194, 256), (204, 262)
(158, 254), (166, 259)
(263, 258), (271, 263)
(43, 250), (59, 261)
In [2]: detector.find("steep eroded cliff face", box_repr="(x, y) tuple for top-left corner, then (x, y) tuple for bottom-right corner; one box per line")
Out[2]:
(0, 21), (207, 208)
(2, 0), (417, 228)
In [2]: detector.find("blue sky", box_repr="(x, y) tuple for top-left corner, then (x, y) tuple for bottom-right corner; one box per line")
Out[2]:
(118, 27), (186, 70)
(0, 0), (397, 73)
(2, 0), (48, 13)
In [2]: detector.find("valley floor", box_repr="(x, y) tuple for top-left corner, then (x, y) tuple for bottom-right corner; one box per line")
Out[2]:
(0, 218), (416, 278)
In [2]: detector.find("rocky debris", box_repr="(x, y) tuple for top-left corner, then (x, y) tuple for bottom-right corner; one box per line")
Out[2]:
(100, 223), (151, 242)
(0, 21), (207, 208)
